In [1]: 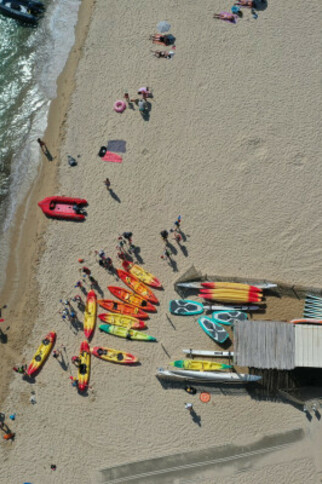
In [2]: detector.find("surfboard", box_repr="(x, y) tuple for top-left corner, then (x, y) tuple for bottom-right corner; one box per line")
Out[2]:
(198, 316), (229, 344)
(169, 300), (204, 316)
(212, 310), (248, 326)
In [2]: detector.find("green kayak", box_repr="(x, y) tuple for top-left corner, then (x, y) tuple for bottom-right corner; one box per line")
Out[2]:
(99, 324), (157, 342)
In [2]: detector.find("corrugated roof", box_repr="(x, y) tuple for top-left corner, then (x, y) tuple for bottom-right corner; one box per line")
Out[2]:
(234, 321), (295, 370)
(235, 321), (322, 369)
(294, 325), (322, 368)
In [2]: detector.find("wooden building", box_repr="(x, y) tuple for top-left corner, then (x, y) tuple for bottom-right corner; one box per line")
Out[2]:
(234, 321), (322, 370)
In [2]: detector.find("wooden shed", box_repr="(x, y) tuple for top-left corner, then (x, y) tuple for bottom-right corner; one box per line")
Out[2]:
(234, 321), (322, 370)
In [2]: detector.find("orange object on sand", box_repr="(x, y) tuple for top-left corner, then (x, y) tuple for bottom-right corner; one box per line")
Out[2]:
(3, 433), (15, 440)
(200, 392), (211, 403)
(78, 258), (84, 263)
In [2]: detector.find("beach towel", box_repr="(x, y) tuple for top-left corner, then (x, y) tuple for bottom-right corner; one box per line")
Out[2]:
(107, 140), (127, 153)
(102, 152), (123, 163)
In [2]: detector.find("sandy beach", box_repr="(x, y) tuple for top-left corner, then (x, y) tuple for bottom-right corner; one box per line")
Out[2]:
(0, 0), (321, 482)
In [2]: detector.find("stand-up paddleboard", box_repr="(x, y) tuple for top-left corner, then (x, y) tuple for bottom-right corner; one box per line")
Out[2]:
(177, 281), (277, 290)
(156, 368), (262, 383)
(212, 310), (247, 326)
(169, 300), (204, 316)
(183, 349), (234, 358)
(169, 300), (260, 315)
(198, 316), (229, 344)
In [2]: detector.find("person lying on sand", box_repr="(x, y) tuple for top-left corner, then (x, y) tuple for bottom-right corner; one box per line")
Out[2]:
(151, 50), (175, 59)
(235, 0), (254, 6)
(213, 12), (237, 22)
(149, 34), (173, 46)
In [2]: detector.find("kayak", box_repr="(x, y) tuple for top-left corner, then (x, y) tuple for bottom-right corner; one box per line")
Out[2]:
(78, 341), (91, 392)
(199, 293), (262, 303)
(108, 286), (156, 312)
(27, 331), (56, 377)
(200, 288), (262, 298)
(122, 261), (162, 288)
(84, 290), (97, 340)
(198, 316), (229, 344)
(212, 310), (248, 326)
(170, 359), (232, 371)
(182, 349), (234, 358)
(97, 299), (149, 319)
(98, 313), (146, 330)
(99, 323), (156, 342)
(157, 368), (262, 383)
(201, 282), (261, 292)
(38, 196), (87, 221)
(117, 269), (159, 304)
(177, 281), (276, 290)
(91, 346), (138, 364)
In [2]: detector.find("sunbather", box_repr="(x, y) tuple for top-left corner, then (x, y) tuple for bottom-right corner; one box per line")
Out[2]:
(149, 34), (172, 46)
(235, 0), (254, 7)
(213, 12), (237, 22)
(151, 50), (175, 59)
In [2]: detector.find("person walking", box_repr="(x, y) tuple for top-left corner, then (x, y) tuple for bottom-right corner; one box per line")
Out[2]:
(104, 178), (111, 190)
(185, 402), (193, 412)
(160, 230), (169, 243)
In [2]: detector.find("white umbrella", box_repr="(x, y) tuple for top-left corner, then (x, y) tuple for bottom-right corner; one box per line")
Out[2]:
(157, 21), (171, 33)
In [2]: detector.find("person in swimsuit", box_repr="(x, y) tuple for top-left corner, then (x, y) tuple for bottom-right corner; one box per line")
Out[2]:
(235, 0), (254, 6)
(213, 12), (236, 21)
(151, 50), (175, 59)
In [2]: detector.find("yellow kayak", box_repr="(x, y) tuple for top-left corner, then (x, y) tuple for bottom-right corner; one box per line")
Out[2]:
(122, 260), (162, 288)
(98, 312), (146, 330)
(27, 331), (56, 377)
(78, 340), (91, 392)
(170, 359), (232, 371)
(84, 290), (97, 340)
(91, 346), (138, 364)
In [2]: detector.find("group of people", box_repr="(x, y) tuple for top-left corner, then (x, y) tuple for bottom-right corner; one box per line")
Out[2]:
(124, 87), (152, 113)
(116, 232), (135, 260)
(214, 0), (259, 23)
(160, 216), (182, 261)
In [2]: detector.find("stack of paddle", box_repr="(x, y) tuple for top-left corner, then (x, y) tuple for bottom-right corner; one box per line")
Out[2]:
(197, 282), (263, 304)
(303, 294), (322, 318)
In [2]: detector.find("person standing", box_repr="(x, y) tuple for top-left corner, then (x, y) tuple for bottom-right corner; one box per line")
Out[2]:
(185, 403), (193, 412)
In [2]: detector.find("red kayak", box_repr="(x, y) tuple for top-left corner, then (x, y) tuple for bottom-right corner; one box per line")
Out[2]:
(38, 196), (88, 221)
(108, 286), (157, 312)
(97, 300), (149, 319)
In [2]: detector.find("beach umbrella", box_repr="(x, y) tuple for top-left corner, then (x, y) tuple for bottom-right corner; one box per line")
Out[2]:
(157, 21), (171, 33)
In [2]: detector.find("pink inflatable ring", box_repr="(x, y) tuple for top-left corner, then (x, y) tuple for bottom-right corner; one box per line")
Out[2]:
(114, 100), (126, 113)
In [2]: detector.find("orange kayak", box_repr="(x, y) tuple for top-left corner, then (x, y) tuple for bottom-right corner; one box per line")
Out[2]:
(97, 299), (149, 319)
(78, 340), (90, 392)
(84, 290), (97, 340)
(122, 260), (162, 288)
(98, 313), (146, 329)
(117, 269), (159, 304)
(108, 286), (157, 312)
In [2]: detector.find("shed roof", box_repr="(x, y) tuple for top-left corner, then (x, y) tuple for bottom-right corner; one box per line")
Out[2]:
(294, 324), (322, 368)
(234, 321), (322, 370)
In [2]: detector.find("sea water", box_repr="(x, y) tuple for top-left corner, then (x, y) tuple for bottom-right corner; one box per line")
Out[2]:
(0, 0), (81, 291)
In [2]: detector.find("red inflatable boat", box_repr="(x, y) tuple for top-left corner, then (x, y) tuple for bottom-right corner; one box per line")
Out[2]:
(38, 196), (88, 221)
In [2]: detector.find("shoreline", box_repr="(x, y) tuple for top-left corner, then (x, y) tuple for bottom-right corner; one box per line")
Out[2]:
(0, 0), (96, 404)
